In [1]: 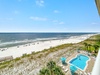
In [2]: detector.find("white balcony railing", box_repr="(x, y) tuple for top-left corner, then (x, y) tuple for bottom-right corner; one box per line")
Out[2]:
(91, 48), (100, 75)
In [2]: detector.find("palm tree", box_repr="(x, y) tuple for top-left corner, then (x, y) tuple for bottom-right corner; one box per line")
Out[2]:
(39, 61), (65, 75)
(83, 42), (88, 50)
(88, 44), (92, 52)
(39, 68), (50, 75)
(93, 44), (99, 53)
(95, 0), (100, 15)
(47, 61), (56, 75)
(47, 61), (56, 69)
(53, 66), (64, 75)
(96, 39), (100, 46)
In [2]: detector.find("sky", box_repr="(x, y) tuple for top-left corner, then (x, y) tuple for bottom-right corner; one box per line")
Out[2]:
(0, 0), (100, 32)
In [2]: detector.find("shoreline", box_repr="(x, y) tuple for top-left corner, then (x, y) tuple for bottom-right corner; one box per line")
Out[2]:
(0, 34), (95, 58)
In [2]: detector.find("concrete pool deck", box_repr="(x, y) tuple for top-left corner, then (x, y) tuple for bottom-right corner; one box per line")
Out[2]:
(60, 51), (95, 75)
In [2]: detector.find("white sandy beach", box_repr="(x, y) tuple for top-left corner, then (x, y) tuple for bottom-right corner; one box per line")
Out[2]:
(0, 34), (94, 58)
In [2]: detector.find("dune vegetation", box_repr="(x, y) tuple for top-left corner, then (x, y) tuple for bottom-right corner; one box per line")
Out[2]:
(80, 34), (100, 56)
(0, 34), (100, 75)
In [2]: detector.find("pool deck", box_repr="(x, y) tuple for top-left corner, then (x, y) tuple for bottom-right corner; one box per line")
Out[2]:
(59, 51), (95, 75)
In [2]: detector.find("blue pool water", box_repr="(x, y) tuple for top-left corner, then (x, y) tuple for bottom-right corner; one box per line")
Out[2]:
(70, 54), (89, 70)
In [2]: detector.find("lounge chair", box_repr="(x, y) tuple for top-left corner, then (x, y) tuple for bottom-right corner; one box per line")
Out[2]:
(64, 68), (68, 72)
(62, 66), (65, 70)
(87, 73), (91, 75)
(84, 72), (87, 75)
(80, 71), (83, 75)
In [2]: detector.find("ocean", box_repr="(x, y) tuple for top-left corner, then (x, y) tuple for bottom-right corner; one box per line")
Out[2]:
(0, 33), (94, 48)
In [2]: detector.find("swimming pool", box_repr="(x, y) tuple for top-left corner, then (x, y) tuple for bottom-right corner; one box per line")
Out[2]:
(69, 54), (89, 70)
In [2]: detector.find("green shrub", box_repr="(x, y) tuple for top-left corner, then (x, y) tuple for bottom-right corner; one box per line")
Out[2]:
(39, 61), (65, 75)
